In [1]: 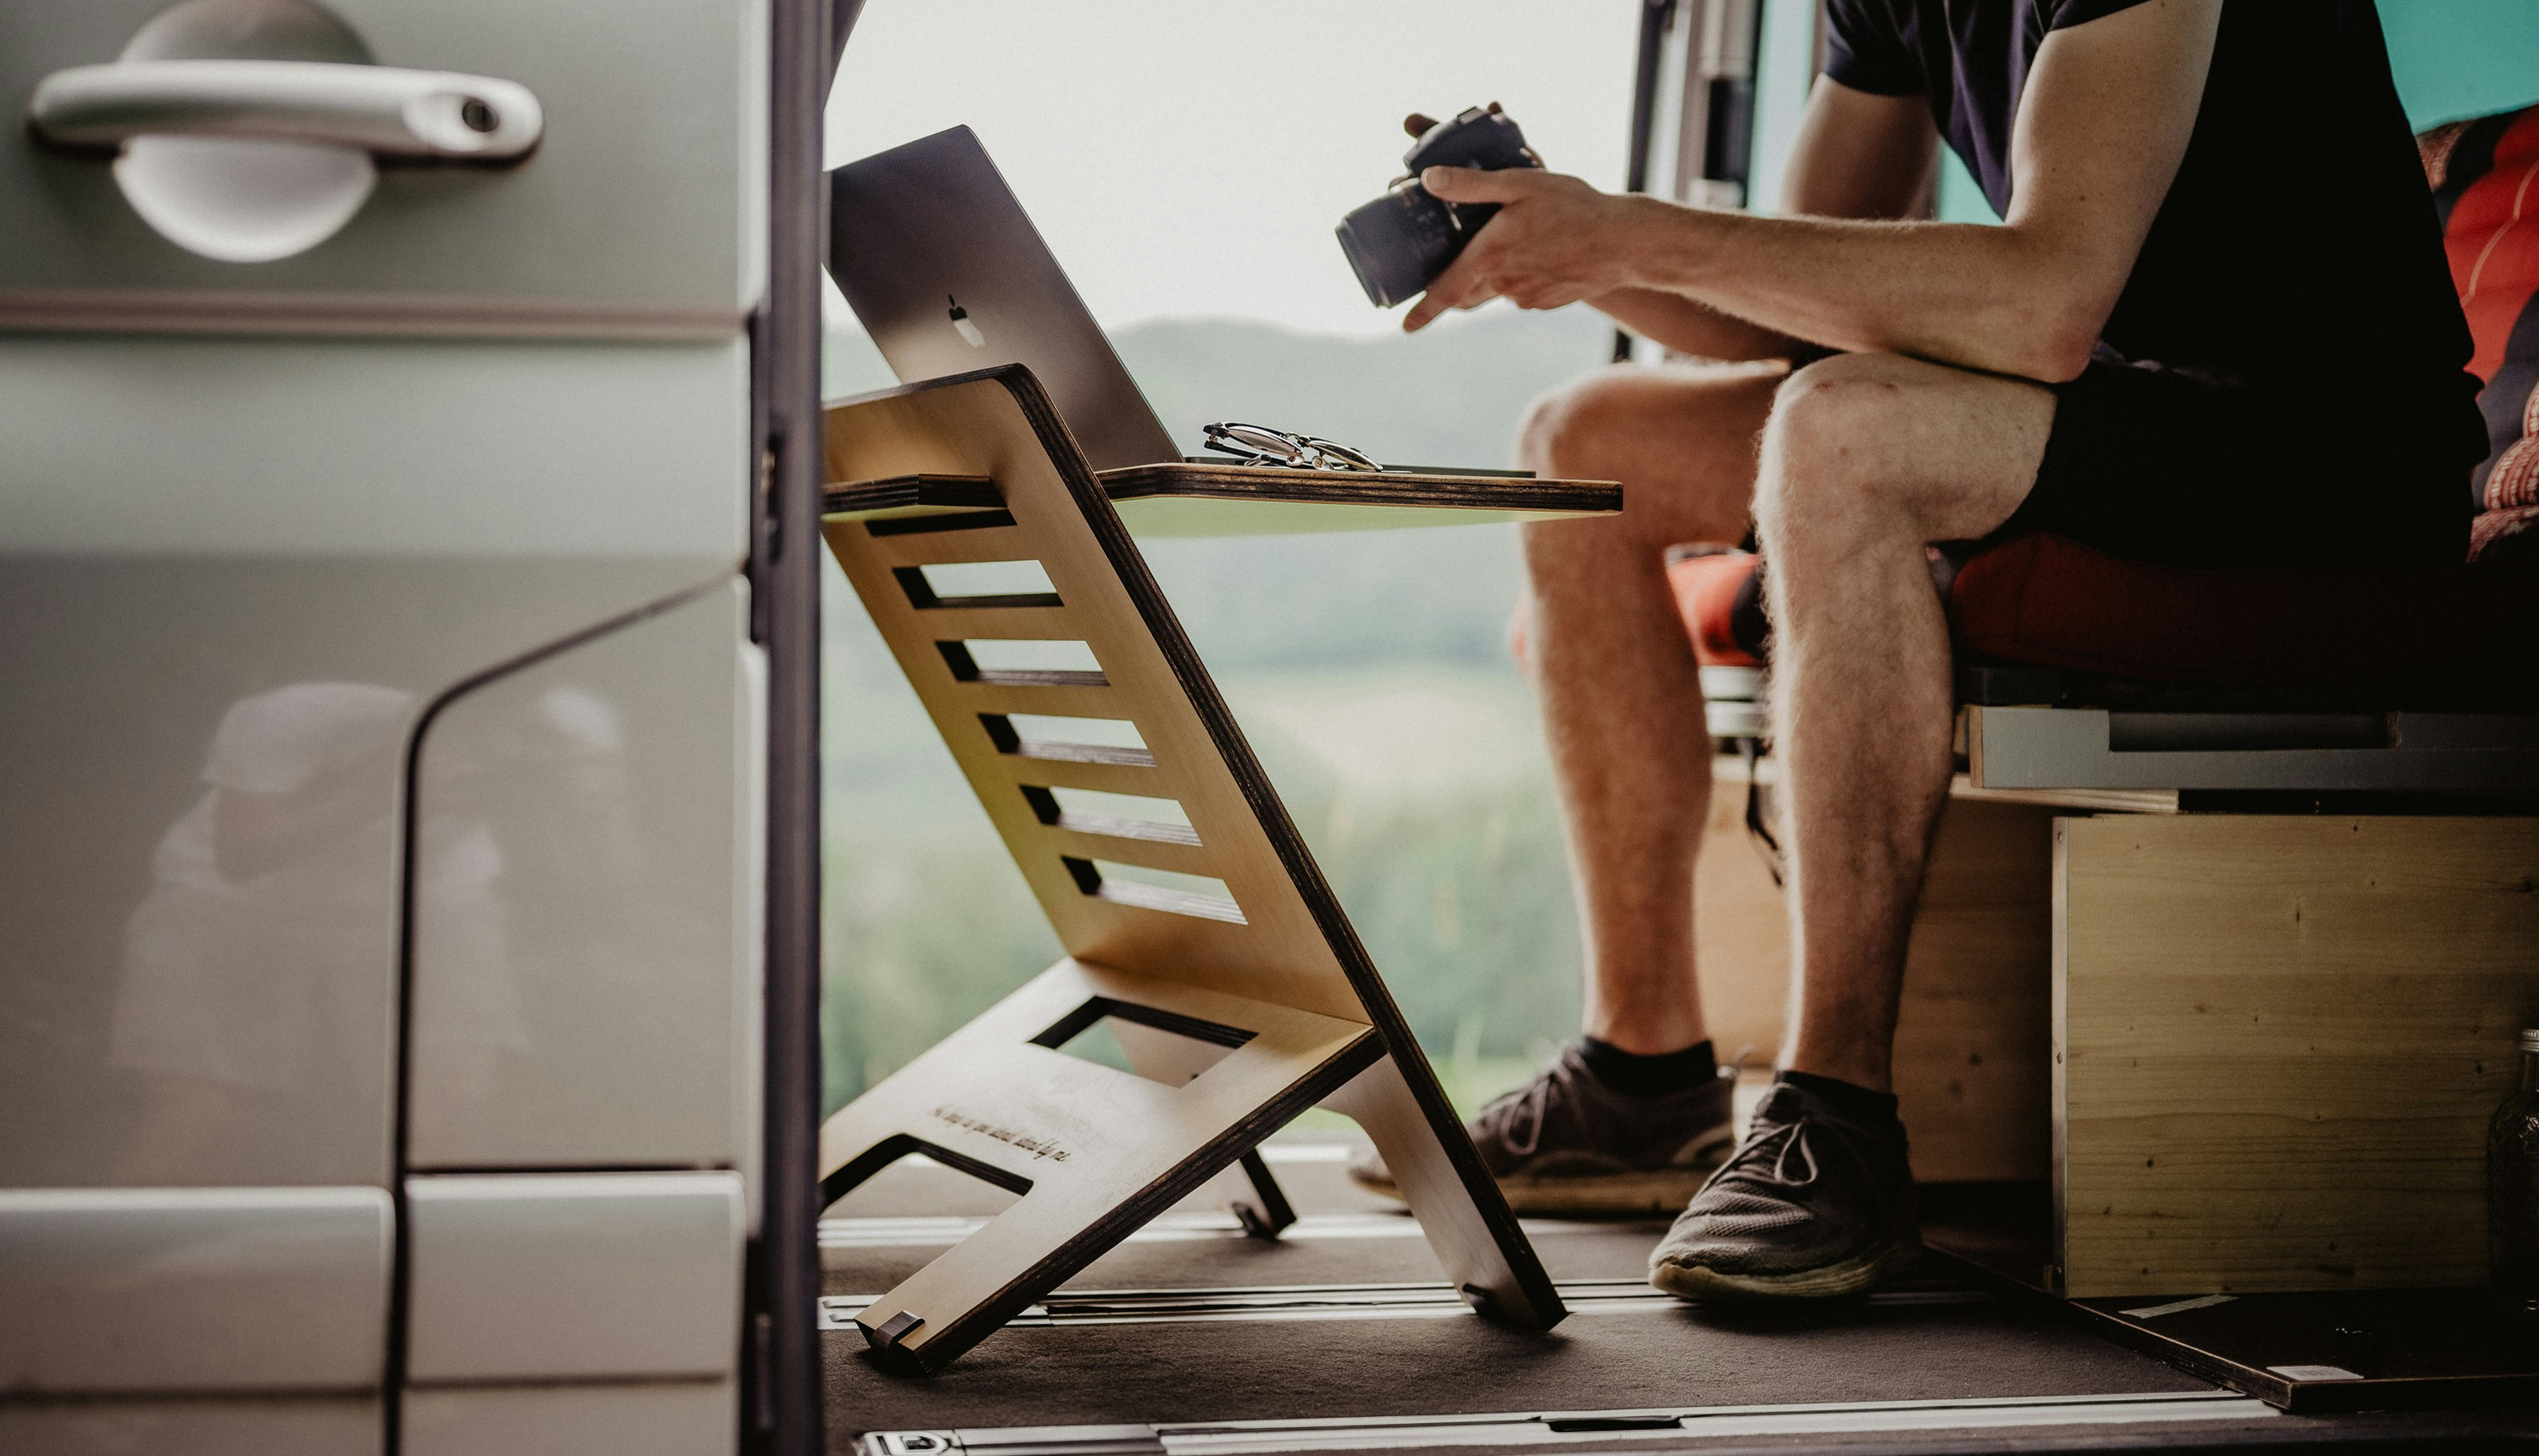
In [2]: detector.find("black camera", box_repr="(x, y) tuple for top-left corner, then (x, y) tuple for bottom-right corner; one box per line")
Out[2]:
(1335, 103), (1542, 308)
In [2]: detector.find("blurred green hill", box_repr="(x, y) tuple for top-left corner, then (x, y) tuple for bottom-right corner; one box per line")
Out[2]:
(823, 305), (1616, 670)
(826, 303), (1612, 469)
(820, 306), (1620, 1114)
(1113, 308), (1612, 465)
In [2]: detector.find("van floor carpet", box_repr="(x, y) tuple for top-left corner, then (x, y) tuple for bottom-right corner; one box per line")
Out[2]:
(821, 1141), (2209, 1442)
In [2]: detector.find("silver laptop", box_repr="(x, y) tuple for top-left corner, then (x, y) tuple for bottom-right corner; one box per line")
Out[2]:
(828, 126), (1182, 472)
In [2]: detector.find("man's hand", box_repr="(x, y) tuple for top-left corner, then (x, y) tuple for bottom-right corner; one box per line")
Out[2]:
(1404, 168), (1642, 331)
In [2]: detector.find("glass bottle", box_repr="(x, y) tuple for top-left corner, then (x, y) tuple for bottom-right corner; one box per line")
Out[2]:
(2492, 1028), (2539, 1314)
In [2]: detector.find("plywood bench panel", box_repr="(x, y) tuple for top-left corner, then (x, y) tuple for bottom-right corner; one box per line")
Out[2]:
(2055, 814), (2539, 1298)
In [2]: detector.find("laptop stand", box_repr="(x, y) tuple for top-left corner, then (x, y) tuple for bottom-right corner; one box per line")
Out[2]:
(814, 365), (1568, 1373)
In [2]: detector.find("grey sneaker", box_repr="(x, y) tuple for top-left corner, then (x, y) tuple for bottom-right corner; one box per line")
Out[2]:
(1647, 1079), (1920, 1300)
(1348, 1044), (1735, 1216)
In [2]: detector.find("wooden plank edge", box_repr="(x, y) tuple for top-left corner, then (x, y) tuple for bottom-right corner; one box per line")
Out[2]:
(821, 473), (999, 518)
(1096, 462), (1623, 518)
(1714, 751), (2178, 815)
(820, 467), (1620, 525)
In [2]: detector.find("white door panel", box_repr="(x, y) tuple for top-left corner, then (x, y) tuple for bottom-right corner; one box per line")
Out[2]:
(0, 1), (766, 335)
(404, 1171), (745, 1384)
(0, 1397), (380, 1456)
(0, 1186), (390, 1394)
(0, 336), (749, 1194)
(409, 582), (763, 1173)
(404, 1381), (734, 1456)
(0, 335), (750, 556)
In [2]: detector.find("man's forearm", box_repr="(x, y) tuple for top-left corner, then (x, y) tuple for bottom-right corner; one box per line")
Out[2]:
(1590, 286), (1800, 364)
(1409, 3), (2207, 376)
(1601, 1), (2219, 382)
(1617, 199), (2107, 383)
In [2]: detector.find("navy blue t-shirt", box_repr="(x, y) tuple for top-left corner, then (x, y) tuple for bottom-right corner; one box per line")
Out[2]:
(1823, 0), (2479, 433)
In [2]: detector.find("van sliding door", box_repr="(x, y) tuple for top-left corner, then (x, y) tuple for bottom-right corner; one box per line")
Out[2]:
(0, 1), (827, 1450)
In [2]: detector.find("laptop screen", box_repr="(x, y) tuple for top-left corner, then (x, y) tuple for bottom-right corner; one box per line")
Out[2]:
(828, 127), (1183, 472)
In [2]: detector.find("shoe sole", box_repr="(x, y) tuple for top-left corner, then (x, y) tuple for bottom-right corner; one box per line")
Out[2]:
(1348, 1161), (1723, 1219)
(1648, 1237), (1922, 1302)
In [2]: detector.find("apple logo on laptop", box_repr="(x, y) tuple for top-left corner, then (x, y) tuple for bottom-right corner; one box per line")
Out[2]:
(947, 296), (985, 348)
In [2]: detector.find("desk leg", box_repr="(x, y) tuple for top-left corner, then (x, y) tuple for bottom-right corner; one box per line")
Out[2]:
(1325, 1057), (1567, 1331)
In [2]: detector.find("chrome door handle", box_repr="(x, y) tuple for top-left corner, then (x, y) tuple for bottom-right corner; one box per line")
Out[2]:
(28, 59), (543, 160)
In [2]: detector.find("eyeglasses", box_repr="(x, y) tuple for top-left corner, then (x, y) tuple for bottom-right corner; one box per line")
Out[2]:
(1200, 421), (1382, 473)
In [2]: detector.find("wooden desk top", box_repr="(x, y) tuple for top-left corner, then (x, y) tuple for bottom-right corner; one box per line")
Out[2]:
(821, 462), (1622, 538)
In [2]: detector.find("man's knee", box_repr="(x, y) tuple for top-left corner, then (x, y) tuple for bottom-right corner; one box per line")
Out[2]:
(1515, 362), (1762, 481)
(1762, 353), (1927, 483)
(1515, 365), (1643, 480)
(1755, 354), (1931, 547)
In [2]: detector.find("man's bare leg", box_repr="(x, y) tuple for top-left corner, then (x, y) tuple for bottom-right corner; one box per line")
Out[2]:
(1757, 354), (2053, 1088)
(1514, 360), (1785, 1054)
(1347, 358), (1786, 1216)
(1651, 352), (2052, 1299)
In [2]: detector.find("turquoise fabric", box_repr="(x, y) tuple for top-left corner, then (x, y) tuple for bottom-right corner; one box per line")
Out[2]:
(2380, 0), (2539, 130)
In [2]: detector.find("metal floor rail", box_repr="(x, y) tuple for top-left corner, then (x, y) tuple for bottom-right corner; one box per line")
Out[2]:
(859, 1390), (2275, 1456)
(820, 1275), (1986, 1331)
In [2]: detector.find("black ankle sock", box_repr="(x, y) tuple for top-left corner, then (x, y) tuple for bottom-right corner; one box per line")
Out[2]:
(1579, 1036), (1718, 1098)
(1775, 1070), (1900, 1125)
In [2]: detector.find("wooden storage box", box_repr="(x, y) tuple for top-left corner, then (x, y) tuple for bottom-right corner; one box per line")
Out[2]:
(2053, 814), (2539, 1298)
(1699, 766), (2539, 1296)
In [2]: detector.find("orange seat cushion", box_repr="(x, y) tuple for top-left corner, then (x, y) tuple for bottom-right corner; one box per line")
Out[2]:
(1660, 533), (2538, 691)
(1946, 533), (2536, 689)
(1662, 548), (1762, 669)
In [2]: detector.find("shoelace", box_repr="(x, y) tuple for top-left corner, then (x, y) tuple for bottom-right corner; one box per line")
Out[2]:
(1475, 1069), (1563, 1158)
(1713, 1113), (1821, 1192)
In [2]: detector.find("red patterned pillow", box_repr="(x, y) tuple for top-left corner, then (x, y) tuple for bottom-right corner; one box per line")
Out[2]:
(2426, 106), (2539, 561)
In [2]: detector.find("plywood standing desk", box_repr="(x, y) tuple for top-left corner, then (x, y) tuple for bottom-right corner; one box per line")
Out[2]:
(815, 365), (1615, 1372)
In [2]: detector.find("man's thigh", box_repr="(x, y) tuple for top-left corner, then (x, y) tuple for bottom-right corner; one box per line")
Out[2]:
(1762, 353), (2057, 546)
(1523, 358), (1790, 547)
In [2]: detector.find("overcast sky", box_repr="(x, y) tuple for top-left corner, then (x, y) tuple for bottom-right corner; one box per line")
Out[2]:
(827, 1), (1641, 336)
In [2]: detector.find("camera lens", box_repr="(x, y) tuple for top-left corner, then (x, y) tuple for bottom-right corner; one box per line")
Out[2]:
(1339, 106), (1539, 308)
(1336, 184), (1466, 308)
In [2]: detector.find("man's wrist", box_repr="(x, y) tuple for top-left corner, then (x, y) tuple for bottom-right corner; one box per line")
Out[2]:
(1611, 193), (1718, 297)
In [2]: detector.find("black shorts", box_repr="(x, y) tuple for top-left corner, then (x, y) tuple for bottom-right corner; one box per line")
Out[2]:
(1987, 357), (2479, 570)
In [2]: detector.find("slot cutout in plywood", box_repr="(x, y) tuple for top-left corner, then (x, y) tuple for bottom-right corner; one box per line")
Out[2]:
(983, 714), (1154, 768)
(895, 559), (1062, 610)
(938, 638), (1106, 687)
(1062, 857), (1245, 924)
(824, 1133), (1036, 1203)
(1033, 1014), (1142, 1081)
(1031, 995), (1255, 1087)
(1022, 786), (1198, 846)
(866, 508), (1016, 537)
